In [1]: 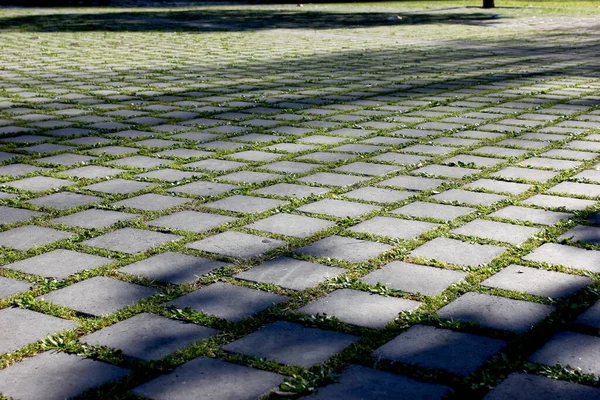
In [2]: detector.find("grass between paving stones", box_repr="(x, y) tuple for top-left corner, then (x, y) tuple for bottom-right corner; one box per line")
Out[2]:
(2, 4), (600, 399)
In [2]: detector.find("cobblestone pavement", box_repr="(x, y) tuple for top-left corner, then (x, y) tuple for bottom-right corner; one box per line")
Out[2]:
(1, 4), (600, 399)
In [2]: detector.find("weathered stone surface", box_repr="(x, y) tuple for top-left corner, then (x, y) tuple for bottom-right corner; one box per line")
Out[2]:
(483, 373), (600, 400)
(246, 213), (334, 237)
(529, 331), (600, 376)
(83, 228), (181, 254)
(451, 219), (541, 244)
(410, 237), (505, 267)
(187, 231), (286, 259)
(523, 243), (600, 273)
(296, 235), (392, 263)
(0, 225), (74, 251)
(350, 217), (438, 239)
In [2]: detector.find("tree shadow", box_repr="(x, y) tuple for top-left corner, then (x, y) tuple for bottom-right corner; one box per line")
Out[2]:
(0, 8), (504, 32)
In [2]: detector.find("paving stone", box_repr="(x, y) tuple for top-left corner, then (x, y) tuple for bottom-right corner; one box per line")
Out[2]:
(472, 146), (528, 158)
(392, 201), (475, 220)
(489, 206), (572, 225)
(52, 209), (139, 229)
(157, 148), (211, 158)
(230, 150), (282, 162)
(0, 206), (44, 225)
(362, 261), (467, 296)
(372, 325), (508, 375)
(110, 155), (173, 169)
(298, 172), (369, 187)
(401, 144), (456, 156)
(559, 225), (600, 244)
(148, 211), (235, 233)
(119, 252), (226, 285)
(483, 372), (600, 400)
(481, 264), (591, 298)
(6, 176), (72, 192)
(246, 213), (334, 238)
(0, 351), (129, 400)
(0, 225), (74, 251)
(414, 164), (480, 179)
(445, 154), (504, 168)
(88, 145), (139, 156)
(136, 168), (198, 182)
(0, 163), (48, 177)
(132, 357), (282, 400)
(61, 165), (125, 179)
(432, 189), (508, 206)
(168, 181), (239, 197)
(204, 195), (287, 213)
(219, 170), (282, 184)
(298, 199), (380, 218)
(82, 178), (155, 194)
(296, 235), (392, 263)
(5, 249), (111, 279)
(296, 151), (354, 163)
(298, 289), (421, 329)
(451, 219), (541, 244)
(37, 153), (96, 166)
(350, 216), (438, 239)
(576, 300), (600, 328)
(464, 179), (532, 195)
(523, 243), (600, 273)
(519, 157), (582, 170)
(223, 320), (359, 367)
(491, 167), (559, 182)
(236, 257), (345, 291)
(81, 313), (218, 361)
(0, 307), (78, 354)
(529, 331), (600, 376)
(379, 175), (446, 191)
(371, 152), (430, 165)
(343, 187), (413, 203)
(83, 228), (181, 254)
(542, 149), (598, 160)
(41, 276), (159, 316)
(334, 162), (400, 176)
(436, 292), (554, 333)
(549, 181), (600, 197)
(111, 193), (191, 211)
(169, 282), (287, 322)
(312, 366), (449, 399)
(260, 161), (317, 174)
(254, 183), (329, 198)
(26, 192), (101, 209)
(0, 276), (32, 299)
(187, 231), (286, 259)
(410, 237), (505, 267)
(184, 159), (245, 172)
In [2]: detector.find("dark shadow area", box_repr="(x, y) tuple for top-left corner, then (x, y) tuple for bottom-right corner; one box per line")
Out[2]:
(0, 9), (503, 32)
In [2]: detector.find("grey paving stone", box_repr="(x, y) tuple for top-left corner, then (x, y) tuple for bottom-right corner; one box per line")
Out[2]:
(52, 209), (139, 229)
(83, 228), (181, 254)
(392, 201), (475, 220)
(523, 194), (596, 211)
(529, 331), (600, 376)
(519, 157), (582, 170)
(379, 175), (446, 191)
(489, 206), (572, 225)
(204, 195), (288, 213)
(483, 372), (600, 400)
(0, 192), (17, 199)
(0, 276), (32, 299)
(472, 146), (528, 158)
(436, 292), (554, 333)
(187, 231), (286, 259)
(0, 151), (17, 162)
(110, 155), (173, 169)
(246, 213), (334, 238)
(350, 217), (438, 239)
(6, 176), (72, 192)
(5, 249), (111, 279)
(410, 237), (505, 267)
(402, 144), (456, 156)
(184, 159), (245, 172)
(168, 181), (239, 197)
(132, 357), (282, 400)
(88, 145), (139, 156)
(445, 154), (504, 168)
(298, 199), (380, 218)
(0, 307), (78, 354)
(81, 313), (218, 361)
(451, 219), (541, 244)
(82, 178), (155, 195)
(482, 264), (591, 298)
(362, 261), (467, 296)
(414, 164), (480, 179)
(157, 148), (211, 158)
(550, 181), (600, 197)
(0, 351), (129, 400)
(61, 165), (125, 179)
(169, 282), (287, 322)
(260, 161), (317, 174)
(254, 183), (329, 198)
(432, 189), (508, 206)
(136, 168), (198, 182)
(148, 211), (235, 233)
(343, 187), (413, 203)
(0, 225), (74, 251)
(295, 152), (354, 163)
(0, 206), (44, 225)
(492, 167), (559, 182)
(298, 172), (369, 187)
(218, 170), (282, 184)
(334, 162), (400, 176)
(26, 192), (102, 209)
(559, 225), (600, 244)
(372, 324), (508, 375)
(222, 320), (359, 367)
(298, 135), (346, 145)
(306, 365), (450, 400)
(523, 243), (600, 273)
(464, 179), (532, 195)
(37, 153), (96, 166)
(542, 149), (598, 161)
(0, 163), (49, 177)
(236, 257), (345, 291)
(576, 300), (600, 328)
(119, 252), (226, 285)
(112, 193), (191, 211)
(296, 235), (392, 263)
(298, 289), (421, 329)
(41, 276), (159, 317)
(371, 152), (430, 165)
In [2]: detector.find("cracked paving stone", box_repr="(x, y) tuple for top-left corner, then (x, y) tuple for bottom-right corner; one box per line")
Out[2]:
(82, 228), (181, 254)
(296, 235), (392, 263)
(168, 282), (287, 322)
(223, 320), (360, 367)
(410, 237), (505, 268)
(40, 276), (159, 317)
(4, 249), (111, 279)
(187, 231), (286, 259)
